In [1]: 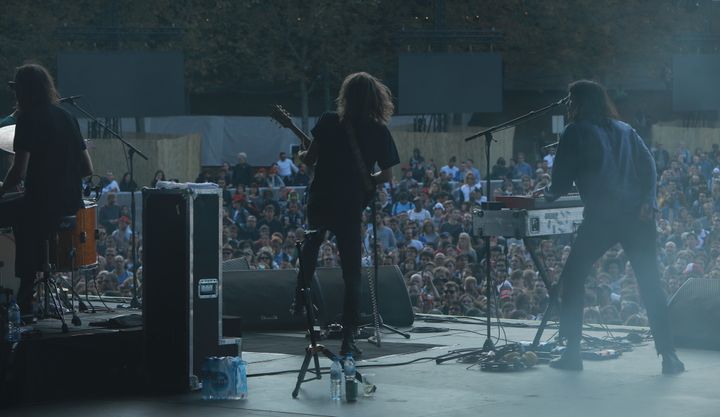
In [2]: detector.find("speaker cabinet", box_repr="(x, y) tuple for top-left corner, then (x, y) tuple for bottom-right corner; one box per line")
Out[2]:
(315, 265), (414, 327)
(223, 265), (413, 330)
(668, 278), (720, 350)
(142, 187), (226, 392)
(223, 269), (309, 330)
(222, 257), (251, 272)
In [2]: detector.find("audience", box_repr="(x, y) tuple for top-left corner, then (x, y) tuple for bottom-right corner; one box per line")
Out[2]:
(48, 141), (720, 330)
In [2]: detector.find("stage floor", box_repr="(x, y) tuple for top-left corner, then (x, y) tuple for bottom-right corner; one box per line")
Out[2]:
(6, 316), (720, 417)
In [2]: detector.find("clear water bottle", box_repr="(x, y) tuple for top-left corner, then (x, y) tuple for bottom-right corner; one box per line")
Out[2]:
(234, 357), (248, 400)
(6, 297), (21, 343)
(330, 358), (342, 401)
(201, 357), (223, 400)
(343, 352), (357, 402)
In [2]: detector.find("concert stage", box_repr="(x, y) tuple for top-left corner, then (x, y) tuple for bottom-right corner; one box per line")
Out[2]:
(4, 313), (720, 417)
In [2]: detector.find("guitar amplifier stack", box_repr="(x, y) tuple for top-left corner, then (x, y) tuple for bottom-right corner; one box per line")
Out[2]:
(142, 185), (239, 393)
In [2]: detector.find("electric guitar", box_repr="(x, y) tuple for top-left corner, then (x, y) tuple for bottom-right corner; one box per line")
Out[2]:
(270, 105), (312, 151)
(270, 105), (376, 208)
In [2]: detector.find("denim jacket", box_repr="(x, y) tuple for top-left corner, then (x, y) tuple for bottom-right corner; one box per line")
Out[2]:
(547, 118), (657, 219)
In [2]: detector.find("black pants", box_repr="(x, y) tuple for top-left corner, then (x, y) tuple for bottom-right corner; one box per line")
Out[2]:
(558, 213), (674, 354)
(300, 221), (362, 336)
(0, 194), (52, 314)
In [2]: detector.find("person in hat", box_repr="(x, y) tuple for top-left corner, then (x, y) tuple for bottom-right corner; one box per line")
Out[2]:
(539, 79), (684, 374)
(0, 63), (93, 316)
(708, 166), (720, 191)
(431, 202), (445, 228)
(230, 193), (250, 225)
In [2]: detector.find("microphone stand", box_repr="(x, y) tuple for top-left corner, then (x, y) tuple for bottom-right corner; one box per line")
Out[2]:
(365, 195), (411, 347)
(64, 98), (148, 309)
(463, 95), (568, 353)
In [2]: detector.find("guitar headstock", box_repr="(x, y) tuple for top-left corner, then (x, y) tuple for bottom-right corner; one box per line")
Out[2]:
(270, 104), (293, 129)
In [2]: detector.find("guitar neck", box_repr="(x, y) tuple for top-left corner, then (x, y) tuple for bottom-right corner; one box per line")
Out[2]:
(288, 124), (312, 149)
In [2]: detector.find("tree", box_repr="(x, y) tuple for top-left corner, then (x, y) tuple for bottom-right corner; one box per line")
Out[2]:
(237, 0), (403, 131)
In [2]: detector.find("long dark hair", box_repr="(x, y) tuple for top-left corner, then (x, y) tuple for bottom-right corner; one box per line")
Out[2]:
(336, 72), (394, 125)
(567, 80), (619, 123)
(13, 63), (60, 113)
(151, 169), (166, 187)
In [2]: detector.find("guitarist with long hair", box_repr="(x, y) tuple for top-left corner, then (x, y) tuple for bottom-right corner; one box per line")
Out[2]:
(297, 72), (399, 357)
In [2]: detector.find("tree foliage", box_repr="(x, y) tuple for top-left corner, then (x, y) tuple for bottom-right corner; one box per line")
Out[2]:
(1, 0), (719, 117)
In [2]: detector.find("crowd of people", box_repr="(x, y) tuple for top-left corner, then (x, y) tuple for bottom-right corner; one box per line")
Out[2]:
(62, 140), (720, 328)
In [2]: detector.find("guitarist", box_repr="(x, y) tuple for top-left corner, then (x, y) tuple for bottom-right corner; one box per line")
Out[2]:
(298, 72), (399, 357)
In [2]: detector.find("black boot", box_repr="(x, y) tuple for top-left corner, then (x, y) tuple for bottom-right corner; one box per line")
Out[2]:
(661, 351), (685, 375)
(340, 329), (363, 358)
(549, 346), (583, 371)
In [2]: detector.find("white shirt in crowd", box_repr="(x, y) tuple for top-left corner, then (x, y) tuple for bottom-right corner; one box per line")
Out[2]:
(408, 208), (431, 224)
(440, 164), (459, 179)
(276, 158), (299, 177)
(103, 180), (120, 193)
(460, 183), (482, 202)
(543, 153), (555, 168)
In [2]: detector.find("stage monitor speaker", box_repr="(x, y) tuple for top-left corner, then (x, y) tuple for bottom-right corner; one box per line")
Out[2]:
(315, 265), (414, 327)
(668, 278), (720, 350)
(142, 187), (226, 393)
(223, 257), (251, 272)
(223, 269), (309, 330)
(222, 265), (413, 331)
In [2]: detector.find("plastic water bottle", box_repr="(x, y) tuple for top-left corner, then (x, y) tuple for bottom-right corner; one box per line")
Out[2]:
(203, 357), (247, 400)
(201, 357), (224, 400)
(343, 353), (357, 402)
(330, 358), (342, 401)
(234, 358), (248, 400)
(6, 297), (21, 343)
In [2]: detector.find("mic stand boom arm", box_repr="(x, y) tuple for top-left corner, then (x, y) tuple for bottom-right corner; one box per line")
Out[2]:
(464, 95), (568, 143)
(463, 95), (567, 353)
(64, 99), (148, 309)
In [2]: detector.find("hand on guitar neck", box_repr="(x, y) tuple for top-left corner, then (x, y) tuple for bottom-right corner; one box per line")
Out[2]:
(270, 103), (382, 207)
(270, 105), (312, 150)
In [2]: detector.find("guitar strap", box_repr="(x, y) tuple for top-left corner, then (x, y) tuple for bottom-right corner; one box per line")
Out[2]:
(343, 122), (375, 197)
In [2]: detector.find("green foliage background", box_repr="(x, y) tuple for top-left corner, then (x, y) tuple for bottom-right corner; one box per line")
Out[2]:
(1, 0), (718, 120)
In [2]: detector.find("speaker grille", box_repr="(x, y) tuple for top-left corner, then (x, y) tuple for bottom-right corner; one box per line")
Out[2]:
(668, 278), (720, 350)
(222, 257), (250, 272)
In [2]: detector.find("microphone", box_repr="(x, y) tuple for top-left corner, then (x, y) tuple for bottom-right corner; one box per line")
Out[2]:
(59, 95), (82, 103)
(557, 94), (570, 105)
(543, 141), (559, 148)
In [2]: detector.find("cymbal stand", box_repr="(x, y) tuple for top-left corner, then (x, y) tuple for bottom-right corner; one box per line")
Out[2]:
(38, 239), (68, 333)
(63, 98), (148, 309)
